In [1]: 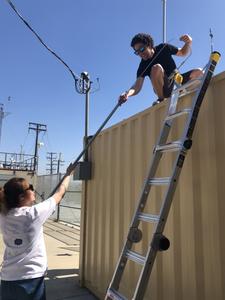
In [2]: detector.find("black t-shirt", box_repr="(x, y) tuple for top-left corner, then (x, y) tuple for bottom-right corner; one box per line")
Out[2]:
(136, 43), (178, 78)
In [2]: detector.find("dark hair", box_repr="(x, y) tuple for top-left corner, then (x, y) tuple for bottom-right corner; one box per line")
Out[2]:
(131, 33), (154, 48)
(0, 177), (29, 213)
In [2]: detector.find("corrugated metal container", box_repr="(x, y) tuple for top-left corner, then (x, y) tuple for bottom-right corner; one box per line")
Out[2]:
(80, 72), (225, 300)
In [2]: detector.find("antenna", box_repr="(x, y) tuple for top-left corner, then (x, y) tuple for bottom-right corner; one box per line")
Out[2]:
(209, 28), (214, 53)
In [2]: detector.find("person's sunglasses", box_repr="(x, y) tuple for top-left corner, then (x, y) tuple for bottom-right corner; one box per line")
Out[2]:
(25, 184), (34, 192)
(134, 45), (147, 55)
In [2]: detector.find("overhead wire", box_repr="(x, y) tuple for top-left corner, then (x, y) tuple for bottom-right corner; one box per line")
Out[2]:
(20, 131), (30, 153)
(176, 47), (192, 73)
(45, 131), (53, 152)
(5, 0), (82, 85)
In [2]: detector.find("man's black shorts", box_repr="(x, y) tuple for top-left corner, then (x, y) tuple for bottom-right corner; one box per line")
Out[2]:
(163, 70), (193, 98)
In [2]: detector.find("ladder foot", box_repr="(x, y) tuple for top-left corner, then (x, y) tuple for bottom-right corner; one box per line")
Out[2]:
(128, 228), (142, 243)
(152, 234), (170, 251)
(183, 139), (192, 150)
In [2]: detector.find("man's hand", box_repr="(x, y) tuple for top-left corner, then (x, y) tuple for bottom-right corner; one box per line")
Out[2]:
(179, 34), (192, 45)
(118, 91), (129, 105)
(176, 34), (192, 57)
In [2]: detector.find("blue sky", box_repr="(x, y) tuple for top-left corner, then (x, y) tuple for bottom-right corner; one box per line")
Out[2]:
(0, 0), (224, 174)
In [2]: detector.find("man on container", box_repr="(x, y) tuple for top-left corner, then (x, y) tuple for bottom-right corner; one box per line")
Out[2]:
(119, 33), (203, 105)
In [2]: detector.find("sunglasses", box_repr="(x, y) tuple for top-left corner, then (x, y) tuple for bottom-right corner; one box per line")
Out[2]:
(134, 45), (147, 55)
(25, 184), (34, 192)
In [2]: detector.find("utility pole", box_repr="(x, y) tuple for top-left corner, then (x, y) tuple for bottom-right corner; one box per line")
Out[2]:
(0, 103), (10, 147)
(162, 0), (167, 43)
(46, 152), (57, 174)
(29, 122), (47, 172)
(57, 152), (64, 174)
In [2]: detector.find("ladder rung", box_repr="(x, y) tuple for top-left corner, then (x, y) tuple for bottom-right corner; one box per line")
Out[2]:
(149, 177), (171, 185)
(166, 108), (191, 121)
(155, 141), (182, 152)
(137, 212), (160, 223)
(125, 250), (146, 265)
(179, 88), (199, 98)
(106, 288), (127, 300)
(174, 77), (202, 93)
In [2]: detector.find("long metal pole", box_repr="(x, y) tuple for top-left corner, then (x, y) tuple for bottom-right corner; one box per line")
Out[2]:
(49, 101), (121, 196)
(0, 105), (4, 147)
(162, 0), (167, 43)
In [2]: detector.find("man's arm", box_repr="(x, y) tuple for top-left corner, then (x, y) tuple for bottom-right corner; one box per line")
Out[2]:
(176, 34), (192, 57)
(119, 77), (144, 104)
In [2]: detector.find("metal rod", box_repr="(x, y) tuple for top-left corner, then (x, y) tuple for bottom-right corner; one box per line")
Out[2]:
(83, 72), (90, 162)
(49, 102), (121, 197)
(162, 0), (167, 43)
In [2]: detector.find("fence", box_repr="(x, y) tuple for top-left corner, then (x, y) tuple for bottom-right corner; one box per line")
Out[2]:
(0, 152), (35, 171)
(35, 173), (82, 226)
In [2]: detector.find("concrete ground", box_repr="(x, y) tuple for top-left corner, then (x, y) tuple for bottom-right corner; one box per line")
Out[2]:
(0, 219), (98, 300)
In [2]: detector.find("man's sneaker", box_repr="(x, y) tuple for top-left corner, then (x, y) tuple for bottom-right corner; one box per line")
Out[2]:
(152, 98), (164, 106)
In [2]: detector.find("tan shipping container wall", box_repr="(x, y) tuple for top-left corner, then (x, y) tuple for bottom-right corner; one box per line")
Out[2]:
(80, 72), (225, 300)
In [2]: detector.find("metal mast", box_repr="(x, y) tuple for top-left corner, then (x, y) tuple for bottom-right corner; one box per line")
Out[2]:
(162, 0), (167, 43)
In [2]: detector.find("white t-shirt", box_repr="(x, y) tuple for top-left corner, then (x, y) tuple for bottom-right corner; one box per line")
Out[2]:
(0, 197), (56, 281)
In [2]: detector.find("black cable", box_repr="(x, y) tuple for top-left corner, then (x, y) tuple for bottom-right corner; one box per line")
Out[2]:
(5, 0), (81, 83)
(138, 39), (175, 78)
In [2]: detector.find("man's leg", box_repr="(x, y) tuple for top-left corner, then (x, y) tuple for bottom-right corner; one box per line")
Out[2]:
(151, 64), (174, 101)
(190, 68), (203, 80)
(150, 64), (165, 99)
(181, 68), (203, 84)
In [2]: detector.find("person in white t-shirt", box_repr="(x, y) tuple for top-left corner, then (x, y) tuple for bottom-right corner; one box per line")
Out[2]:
(0, 164), (74, 300)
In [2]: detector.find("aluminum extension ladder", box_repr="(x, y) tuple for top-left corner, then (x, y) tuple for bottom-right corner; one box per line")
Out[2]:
(105, 51), (221, 300)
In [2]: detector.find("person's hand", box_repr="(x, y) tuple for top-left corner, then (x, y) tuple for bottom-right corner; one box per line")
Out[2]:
(179, 34), (192, 45)
(66, 163), (74, 175)
(118, 91), (129, 105)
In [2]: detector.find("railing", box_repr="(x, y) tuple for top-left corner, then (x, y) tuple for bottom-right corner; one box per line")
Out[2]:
(54, 190), (82, 226)
(0, 152), (35, 171)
